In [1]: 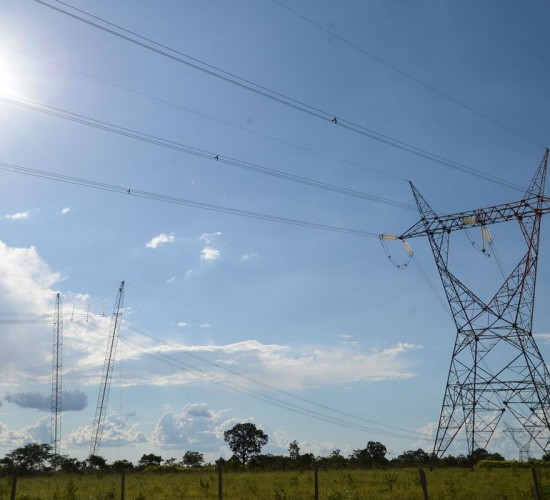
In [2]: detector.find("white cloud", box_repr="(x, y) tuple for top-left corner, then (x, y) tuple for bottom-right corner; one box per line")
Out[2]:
(240, 253), (258, 261)
(201, 247), (220, 261)
(177, 322), (188, 328)
(61, 207), (71, 215)
(145, 232), (175, 249)
(151, 403), (235, 451)
(0, 241), (122, 388)
(116, 339), (421, 390)
(0, 416), (50, 447)
(534, 333), (550, 343)
(65, 414), (147, 448)
(199, 232), (222, 245)
(198, 232), (222, 261)
(166, 275), (176, 284)
(199, 323), (211, 328)
(3, 211), (30, 220)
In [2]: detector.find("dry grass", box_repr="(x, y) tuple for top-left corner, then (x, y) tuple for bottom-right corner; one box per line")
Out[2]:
(1, 465), (548, 499)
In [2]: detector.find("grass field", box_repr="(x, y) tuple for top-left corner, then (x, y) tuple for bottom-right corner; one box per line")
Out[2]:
(2, 466), (550, 499)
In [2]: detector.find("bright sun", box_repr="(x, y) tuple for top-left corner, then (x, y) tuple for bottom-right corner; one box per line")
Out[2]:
(0, 46), (34, 98)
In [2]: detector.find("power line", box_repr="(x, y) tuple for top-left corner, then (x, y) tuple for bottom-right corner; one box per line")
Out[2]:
(0, 161), (380, 237)
(0, 94), (415, 211)
(269, 0), (546, 150)
(126, 283), (423, 438)
(32, 0), (525, 192)
(109, 321), (424, 440)
(0, 43), (404, 183)
(77, 317), (421, 439)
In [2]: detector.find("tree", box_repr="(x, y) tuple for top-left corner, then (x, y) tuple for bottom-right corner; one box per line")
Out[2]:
(138, 453), (163, 468)
(111, 459), (134, 472)
(3, 443), (52, 472)
(182, 451), (204, 467)
(289, 440), (300, 460)
(395, 449), (431, 466)
(224, 422), (268, 465)
(468, 448), (505, 464)
(50, 454), (85, 472)
(349, 441), (388, 468)
(366, 441), (388, 463)
(88, 454), (107, 469)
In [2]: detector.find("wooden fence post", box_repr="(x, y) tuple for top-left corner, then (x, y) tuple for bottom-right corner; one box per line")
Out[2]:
(120, 471), (125, 500)
(419, 467), (429, 500)
(10, 473), (17, 500)
(532, 467), (541, 500)
(314, 465), (319, 500)
(218, 462), (223, 500)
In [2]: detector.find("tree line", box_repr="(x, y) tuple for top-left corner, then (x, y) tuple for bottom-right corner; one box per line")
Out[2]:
(0, 422), (538, 475)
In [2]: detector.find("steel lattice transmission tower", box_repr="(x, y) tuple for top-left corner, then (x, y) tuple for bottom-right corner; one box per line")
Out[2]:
(399, 149), (550, 457)
(503, 423), (533, 461)
(89, 281), (125, 458)
(51, 292), (63, 457)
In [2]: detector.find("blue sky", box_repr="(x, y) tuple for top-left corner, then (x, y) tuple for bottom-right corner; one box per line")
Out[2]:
(0, 0), (549, 463)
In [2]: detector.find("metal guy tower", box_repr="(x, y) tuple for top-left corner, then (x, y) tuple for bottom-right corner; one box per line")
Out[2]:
(51, 292), (63, 458)
(399, 149), (550, 457)
(90, 281), (125, 458)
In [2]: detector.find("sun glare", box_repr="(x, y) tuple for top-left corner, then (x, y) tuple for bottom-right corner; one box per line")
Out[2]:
(0, 47), (34, 98)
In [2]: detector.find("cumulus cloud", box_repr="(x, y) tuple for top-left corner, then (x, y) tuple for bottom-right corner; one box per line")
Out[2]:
(240, 253), (258, 261)
(145, 232), (175, 249)
(0, 241), (121, 387)
(66, 414), (147, 448)
(199, 232), (222, 261)
(0, 416), (50, 447)
(5, 390), (88, 411)
(3, 211), (30, 220)
(201, 247), (220, 261)
(61, 207), (71, 215)
(151, 403), (235, 450)
(177, 322), (188, 328)
(0, 241), (64, 385)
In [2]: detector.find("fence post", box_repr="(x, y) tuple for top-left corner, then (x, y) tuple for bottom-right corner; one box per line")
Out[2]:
(218, 462), (223, 500)
(314, 465), (319, 500)
(10, 473), (17, 500)
(120, 471), (125, 500)
(532, 467), (541, 500)
(419, 467), (429, 500)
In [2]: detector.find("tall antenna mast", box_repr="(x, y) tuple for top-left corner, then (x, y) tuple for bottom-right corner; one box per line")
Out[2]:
(51, 292), (63, 458)
(399, 149), (550, 457)
(89, 281), (125, 458)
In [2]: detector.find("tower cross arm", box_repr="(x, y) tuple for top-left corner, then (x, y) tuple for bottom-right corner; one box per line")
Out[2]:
(399, 195), (550, 240)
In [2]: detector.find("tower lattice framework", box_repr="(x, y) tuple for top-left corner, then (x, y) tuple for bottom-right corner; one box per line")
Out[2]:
(90, 281), (125, 458)
(400, 149), (550, 457)
(51, 292), (63, 457)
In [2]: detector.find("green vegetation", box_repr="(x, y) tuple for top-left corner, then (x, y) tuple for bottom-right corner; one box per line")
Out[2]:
(1, 466), (550, 499)
(0, 427), (548, 498)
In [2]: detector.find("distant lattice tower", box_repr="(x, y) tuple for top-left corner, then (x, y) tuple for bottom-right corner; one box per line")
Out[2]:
(51, 293), (63, 457)
(89, 281), (125, 458)
(504, 422), (533, 461)
(398, 149), (550, 457)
